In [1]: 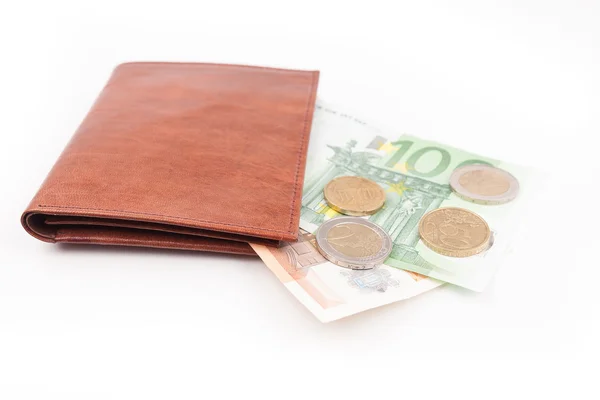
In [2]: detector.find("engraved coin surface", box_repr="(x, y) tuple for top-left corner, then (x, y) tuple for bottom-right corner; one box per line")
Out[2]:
(323, 176), (386, 216)
(315, 217), (392, 270)
(418, 207), (491, 258)
(450, 165), (519, 205)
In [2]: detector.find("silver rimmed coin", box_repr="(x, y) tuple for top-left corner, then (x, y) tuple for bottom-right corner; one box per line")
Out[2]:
(315, 217), (392, 270)
(450, 164), (519, 205)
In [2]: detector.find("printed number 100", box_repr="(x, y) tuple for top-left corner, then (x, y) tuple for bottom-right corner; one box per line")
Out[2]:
(384, 140), (491, 178)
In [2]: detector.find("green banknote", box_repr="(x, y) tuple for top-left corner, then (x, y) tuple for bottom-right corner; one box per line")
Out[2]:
(300, 101), (535, 291)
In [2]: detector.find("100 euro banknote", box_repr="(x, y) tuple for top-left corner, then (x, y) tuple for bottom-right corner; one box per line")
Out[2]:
(297, 101), (535, 292)
(250, 231), (442, 322)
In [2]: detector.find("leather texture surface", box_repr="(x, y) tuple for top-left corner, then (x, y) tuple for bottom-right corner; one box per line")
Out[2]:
(21, 62), (320, 255)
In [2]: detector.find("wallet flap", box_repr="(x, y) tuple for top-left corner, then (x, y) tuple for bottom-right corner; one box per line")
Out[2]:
(22, 62), (319, 246)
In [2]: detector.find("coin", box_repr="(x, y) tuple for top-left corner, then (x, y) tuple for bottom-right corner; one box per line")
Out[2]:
(418, 207), (491, 258)
(315, 217), (392, 270)
(323, 176), (386, 216)
(450, 164), (519, 205)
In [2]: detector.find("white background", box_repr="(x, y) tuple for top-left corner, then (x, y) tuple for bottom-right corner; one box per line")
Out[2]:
(1, 1), (599, 398)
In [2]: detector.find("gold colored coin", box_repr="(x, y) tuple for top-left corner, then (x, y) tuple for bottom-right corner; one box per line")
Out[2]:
(323, 176), (386, 216)
(418, 207), (491, 258)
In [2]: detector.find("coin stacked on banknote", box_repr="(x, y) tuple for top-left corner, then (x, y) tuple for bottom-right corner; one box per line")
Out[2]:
(323, 176), (386, 216)
(418, 207), (491, 258)
(315, 217), (393, 270)
(450, 164), (519, 205)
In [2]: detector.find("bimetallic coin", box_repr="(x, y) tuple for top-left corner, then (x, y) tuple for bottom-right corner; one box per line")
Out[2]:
(323, 176), (386, 216)
(315, 217), (392, 270)
(450, 164), (519, 205)
(418, 207), (491, 258)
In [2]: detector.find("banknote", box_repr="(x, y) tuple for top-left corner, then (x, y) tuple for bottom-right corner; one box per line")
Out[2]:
(250, 231), (442, 322)
(297, 100), (535, 291)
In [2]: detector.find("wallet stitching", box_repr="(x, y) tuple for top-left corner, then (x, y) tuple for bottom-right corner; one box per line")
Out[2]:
(55, 228), (250, 251)
(38, 71), (317, 239)
(39, 204), (291, 236)
(286, 71), (316, 233)
(118, 61), (316, 74)
(57, 230), (254, 254)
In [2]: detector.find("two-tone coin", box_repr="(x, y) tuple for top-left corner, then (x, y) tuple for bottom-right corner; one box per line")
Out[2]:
(450, 165), (519, 205)
(315, 217), (392, 270)
(324, 176), (386, 216)
(418, 207), (491, 258)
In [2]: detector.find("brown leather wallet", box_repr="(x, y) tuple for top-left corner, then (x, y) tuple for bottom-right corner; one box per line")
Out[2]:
(21, 62), (320, 255)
